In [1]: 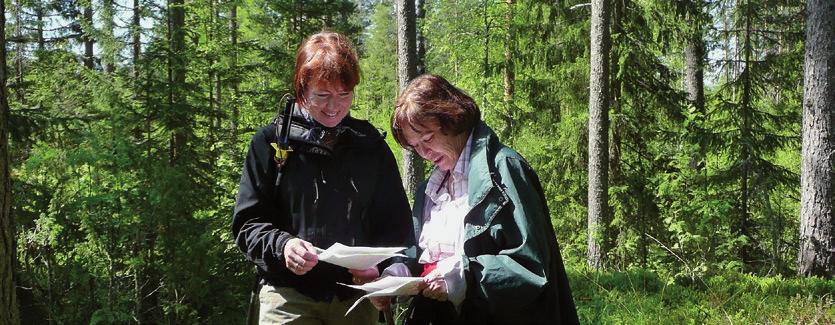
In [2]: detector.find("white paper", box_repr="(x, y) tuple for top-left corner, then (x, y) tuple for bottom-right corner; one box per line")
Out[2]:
(341, 276), (424, 316)
(316, 243), (407, 270)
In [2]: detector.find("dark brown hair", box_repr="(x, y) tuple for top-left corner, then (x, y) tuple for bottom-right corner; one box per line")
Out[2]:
(294, 32), (361, 105)
(391, 74), (481, 149)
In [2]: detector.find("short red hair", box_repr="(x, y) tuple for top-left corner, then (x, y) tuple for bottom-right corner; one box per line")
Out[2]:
(294, 32), (361, 105)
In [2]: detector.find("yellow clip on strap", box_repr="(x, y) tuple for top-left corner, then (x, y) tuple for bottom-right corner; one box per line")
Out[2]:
(270, 142), (293, 166)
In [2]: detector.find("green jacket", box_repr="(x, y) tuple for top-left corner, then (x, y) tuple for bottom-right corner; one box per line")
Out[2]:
(411, 122), (578, 324)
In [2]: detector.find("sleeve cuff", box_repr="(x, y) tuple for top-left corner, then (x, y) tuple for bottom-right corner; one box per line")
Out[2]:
(437, 255), (467, 310)
(382, 262), (412, 277)
(274, 233), (295, 266)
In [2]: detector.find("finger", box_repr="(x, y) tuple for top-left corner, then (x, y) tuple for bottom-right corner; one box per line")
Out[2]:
(361, 270), (378, 280)
(288, 263), (304, 275)
(290, 255), (307, 267)
(301, 250), (318, 262)
(287, 257), (311, 275)
(349, 267), (376, 277)
(298, 241), (319, 261)
(299, 240), (319, 254)
(291, 243), (309, 257)
(370, 297), (389, 311)
(300, 263), (314, 273)
(301, 259), (317, 269)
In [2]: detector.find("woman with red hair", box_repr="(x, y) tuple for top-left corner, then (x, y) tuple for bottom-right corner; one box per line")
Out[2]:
(232, 32), (414, 324)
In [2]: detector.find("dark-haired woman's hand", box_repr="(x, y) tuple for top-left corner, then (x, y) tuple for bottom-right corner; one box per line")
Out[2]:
(349, 267), (379, 285)
(422, 271), (449, 301)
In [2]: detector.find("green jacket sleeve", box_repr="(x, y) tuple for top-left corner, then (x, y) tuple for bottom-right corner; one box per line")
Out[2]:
(462, 155), (556, 315)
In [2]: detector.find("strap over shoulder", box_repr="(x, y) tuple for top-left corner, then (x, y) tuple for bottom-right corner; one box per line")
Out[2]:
(271, 96), (336, 157)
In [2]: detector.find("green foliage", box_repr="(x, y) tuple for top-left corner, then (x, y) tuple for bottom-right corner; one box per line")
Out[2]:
(6, 0), (815, 323)
(568, 260), (835, 324)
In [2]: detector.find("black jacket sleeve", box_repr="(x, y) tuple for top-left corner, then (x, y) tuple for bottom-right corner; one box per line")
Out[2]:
(367, 141), (415, 269)
(231, 127), (294, 274)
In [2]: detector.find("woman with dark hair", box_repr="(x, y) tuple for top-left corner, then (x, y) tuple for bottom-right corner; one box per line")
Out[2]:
(376, 74), (579, 324)
(231, 31), (414, 324)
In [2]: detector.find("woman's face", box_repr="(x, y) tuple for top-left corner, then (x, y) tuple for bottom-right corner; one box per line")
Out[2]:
(303, 80), (354, 127)
(401, 122), (469, 172)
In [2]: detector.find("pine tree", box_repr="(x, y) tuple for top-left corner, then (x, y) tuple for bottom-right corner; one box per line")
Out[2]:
(587, 0), (611, 269)
(0, 0), (21, 321)
(396, 0), (425, 196)
(798, 0), (834, 278)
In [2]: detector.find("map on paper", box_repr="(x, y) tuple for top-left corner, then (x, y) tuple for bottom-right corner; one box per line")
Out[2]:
(341, 276), (425, 315)
(315, 243), (407, 270)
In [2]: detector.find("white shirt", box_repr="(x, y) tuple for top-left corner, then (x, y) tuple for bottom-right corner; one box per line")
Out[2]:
(385, 133), (473, 310)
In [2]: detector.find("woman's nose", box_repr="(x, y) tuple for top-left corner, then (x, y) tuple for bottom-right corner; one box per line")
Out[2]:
(416, 145), (431, 158)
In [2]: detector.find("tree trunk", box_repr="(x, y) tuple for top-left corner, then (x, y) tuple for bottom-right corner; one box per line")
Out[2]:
(169, 0), (186, 163)
(799, 0), (834, 278)
(83, 4), (94, 69)
(102, 0), (116, 73)
(229, 2), (239, 153)
(587, 0), (611, 269)
(208, 0), (221, 164)
(0, 0), (20, 322)
(608, 0), (623, 265)
(684, 1), (706, 170)
(36, 5), (44, 51)
(135, 66), (155, 324)
(133, 0), (142, 80)
(502, 0), (515, 138)
(136, 230), (159, 324)
(481, 1), (490, 105)
(13, 0), (25, 102)
(739, 0), (753, 267)
(416, 0), (426, 75)
(396, 0), (425, 197)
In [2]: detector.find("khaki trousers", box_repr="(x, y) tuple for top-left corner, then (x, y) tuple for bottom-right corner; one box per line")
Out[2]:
(259, 285), (378, 325)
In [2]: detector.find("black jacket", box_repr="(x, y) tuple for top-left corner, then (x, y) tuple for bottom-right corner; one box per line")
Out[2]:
(231, 113), (414, 301)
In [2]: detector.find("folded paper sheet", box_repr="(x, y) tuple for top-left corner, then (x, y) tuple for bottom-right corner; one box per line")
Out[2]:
(316, 243), (407, 270)
(341, 276), (424, 315)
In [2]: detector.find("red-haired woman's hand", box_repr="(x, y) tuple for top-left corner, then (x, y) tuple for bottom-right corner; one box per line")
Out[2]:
(283, 238), (319, 275)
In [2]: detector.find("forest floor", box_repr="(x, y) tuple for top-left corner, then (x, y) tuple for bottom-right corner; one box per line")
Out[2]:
(568, 261), (835, 324)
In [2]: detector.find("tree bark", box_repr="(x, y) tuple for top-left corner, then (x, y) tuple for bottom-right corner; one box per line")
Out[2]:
(133, 0), (142, 80)
(587, 0), (611, 269)
(169, 0), (186, 163)
(685, 0), (706, 170)
(799, 0), (835, 278)
(415, 0), (426, 75)
(230, 1), (240, 154)
(102, 0), (116, 73)
(0, 0), (21, 322)
(396, 0), (425, 197)
(738, 0), (754, 267)
(36, 5), (44, 51)
(608, 0), (624, 265)
(83, 4), (94, 69)
(502, 0), (515, 137)
(13, 0), (25, 102)
(481, 1), (490, 104)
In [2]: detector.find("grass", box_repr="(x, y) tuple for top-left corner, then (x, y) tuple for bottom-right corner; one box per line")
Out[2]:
(569, 264), (835, 324)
